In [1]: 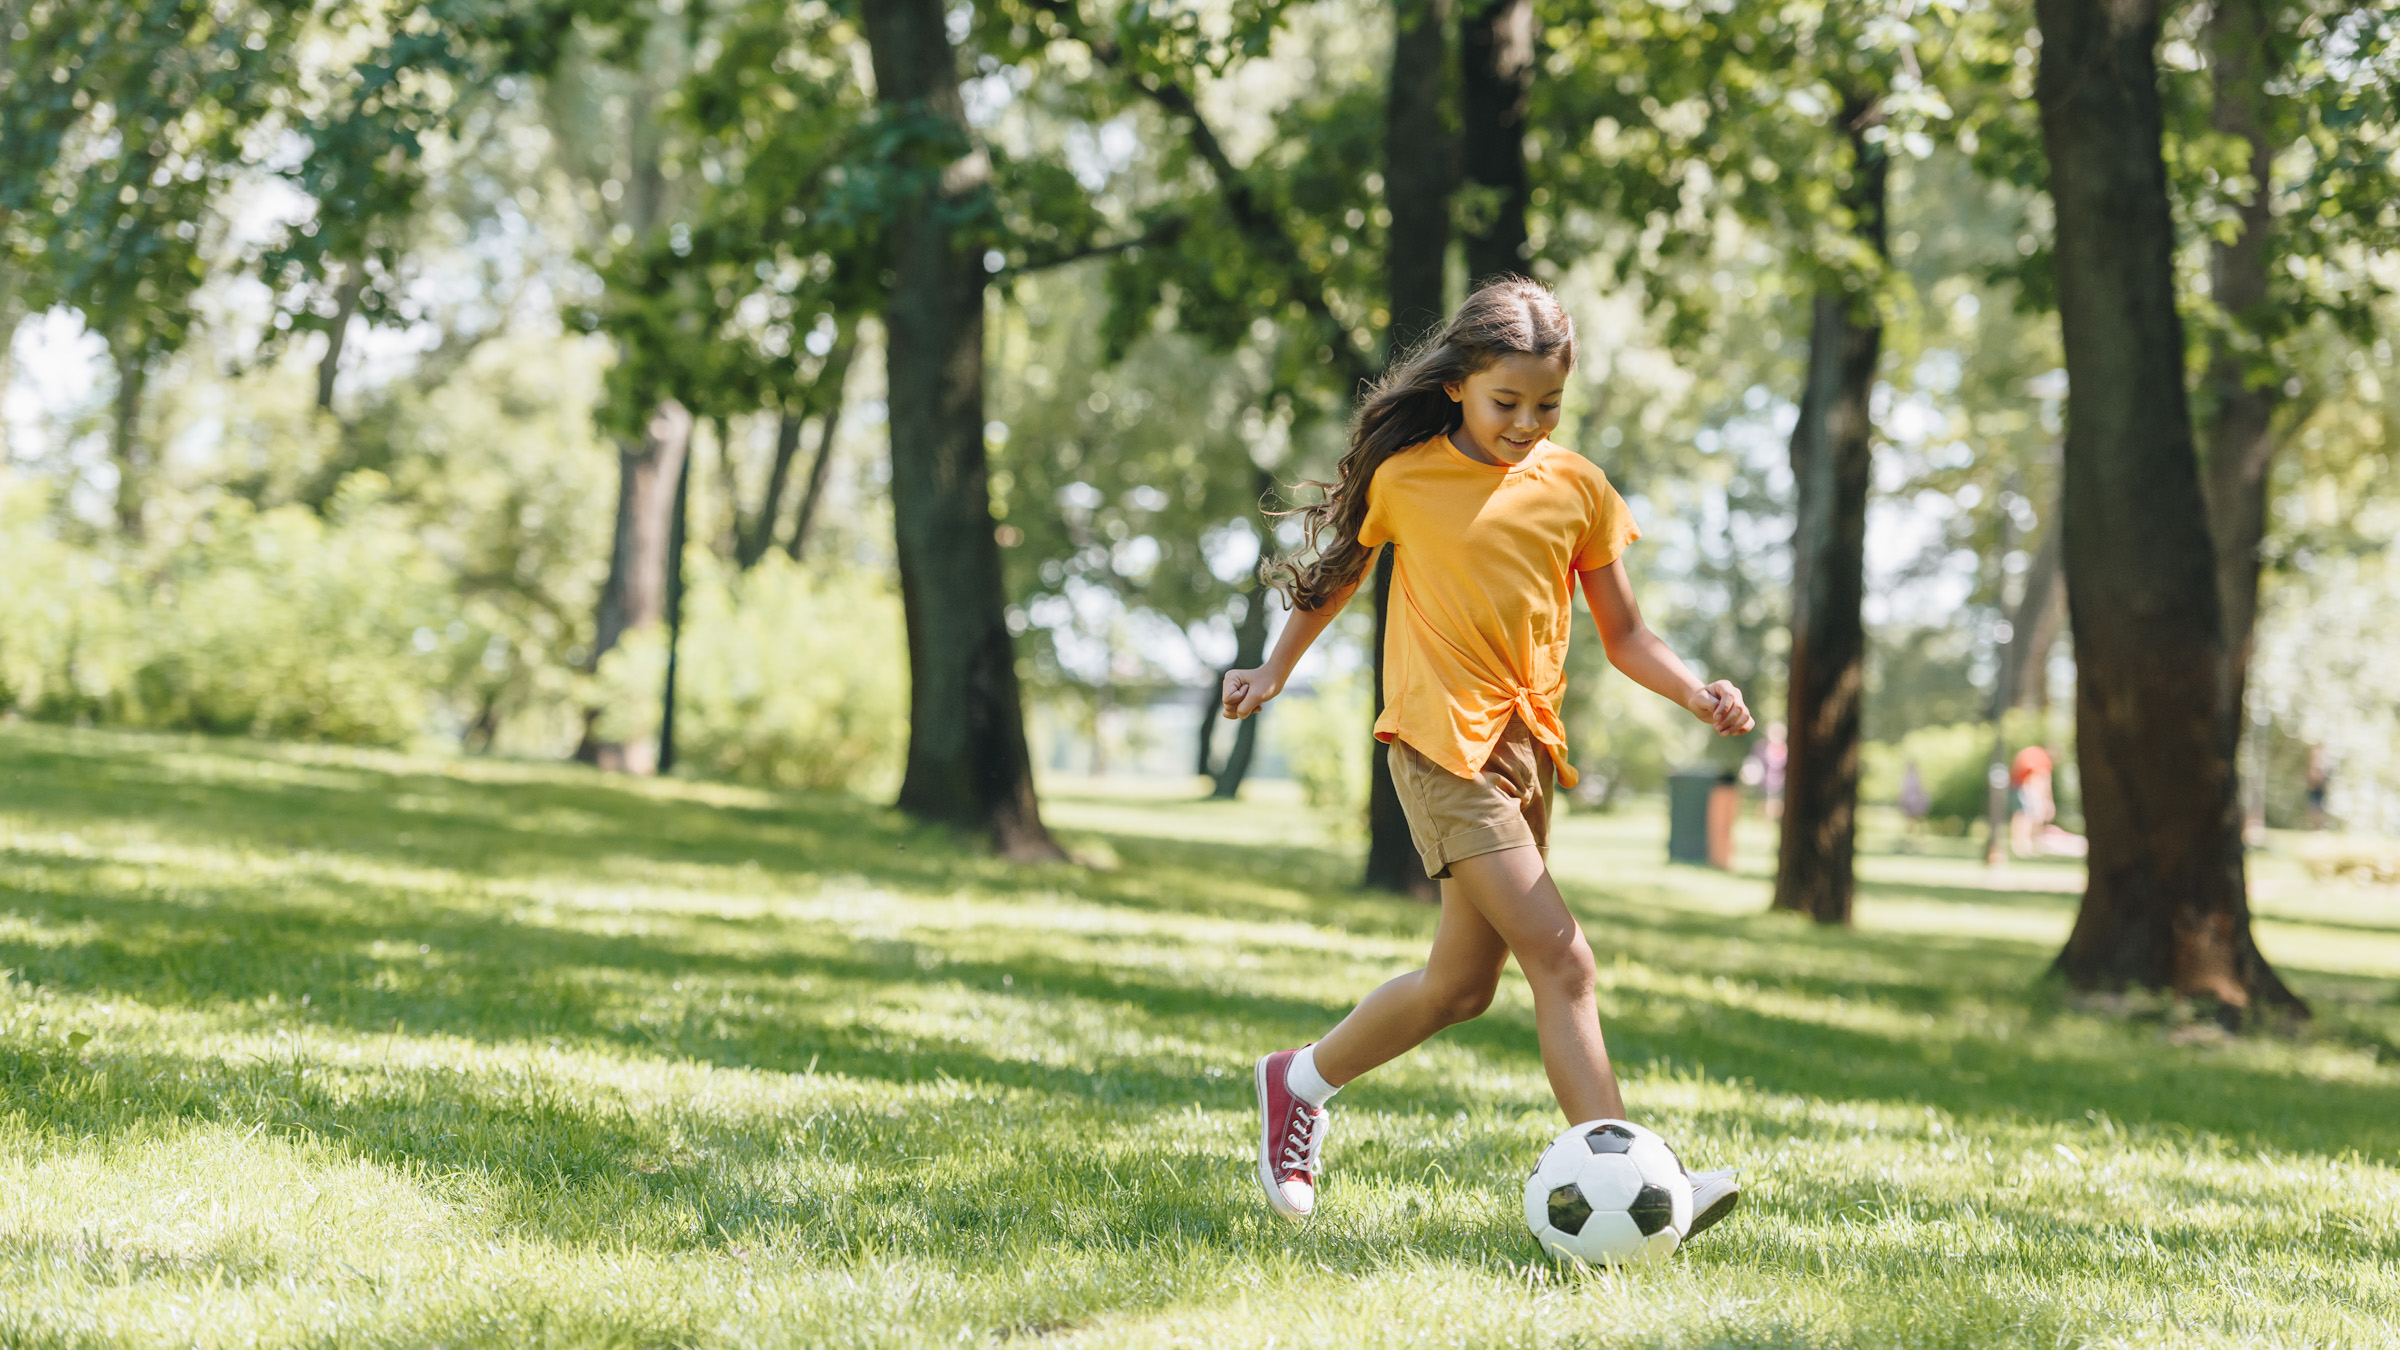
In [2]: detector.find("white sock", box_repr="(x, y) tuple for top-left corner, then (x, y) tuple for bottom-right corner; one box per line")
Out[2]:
(1285, 1043), (1340, 1107)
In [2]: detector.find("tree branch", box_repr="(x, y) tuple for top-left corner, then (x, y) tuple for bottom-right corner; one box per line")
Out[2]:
(1028, 0), (1379, 392)
(998, 214), (1188, 280)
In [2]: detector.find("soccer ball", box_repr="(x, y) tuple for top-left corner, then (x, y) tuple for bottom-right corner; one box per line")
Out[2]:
(1523, 1119), (1692, 1267)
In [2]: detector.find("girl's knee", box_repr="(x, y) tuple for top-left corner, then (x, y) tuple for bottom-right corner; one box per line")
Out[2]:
(1425, 976), (1498, 1026)
(1521, 930), (1597, 998)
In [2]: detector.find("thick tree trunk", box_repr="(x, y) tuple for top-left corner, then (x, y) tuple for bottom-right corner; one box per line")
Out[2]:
(576, 397), (693, 774)
(109, 343), (148, 539)
(1388, 0), (1453, 344)
(1772, 106), (1885, 927)
(657, 440), (693, 774)
(1365, 548), (1434, 895)
(2033, 0), (2302, 1023)
(314, 263), (364, 412)
(1459, 0), (1532, 285)
(2199, 0), (2280, 759)
(1365, 0), (1454, 898)
(864, 0), (1063, 861)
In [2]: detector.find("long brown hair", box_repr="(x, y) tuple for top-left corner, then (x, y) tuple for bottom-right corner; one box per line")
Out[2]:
(1262, 276), (1577, 611)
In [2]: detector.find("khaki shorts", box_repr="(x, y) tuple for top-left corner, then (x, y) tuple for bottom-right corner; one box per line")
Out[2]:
(1389, 715), (1555, 880)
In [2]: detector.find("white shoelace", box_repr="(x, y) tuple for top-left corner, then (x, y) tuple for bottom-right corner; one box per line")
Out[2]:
(1277, 1104), (1326, 1176)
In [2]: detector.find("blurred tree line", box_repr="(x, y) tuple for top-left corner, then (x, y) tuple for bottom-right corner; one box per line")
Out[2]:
(2, 0), (2395, 1020)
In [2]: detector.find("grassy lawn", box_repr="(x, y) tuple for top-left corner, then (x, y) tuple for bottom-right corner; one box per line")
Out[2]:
(2, 723), (2397, 1348)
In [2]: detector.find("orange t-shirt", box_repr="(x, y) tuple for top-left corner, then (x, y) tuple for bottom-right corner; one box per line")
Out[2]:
(1356, 435), (1639, 788)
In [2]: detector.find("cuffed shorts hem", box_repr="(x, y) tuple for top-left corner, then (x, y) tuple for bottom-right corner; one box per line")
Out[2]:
(1419, 822), (1547, 881)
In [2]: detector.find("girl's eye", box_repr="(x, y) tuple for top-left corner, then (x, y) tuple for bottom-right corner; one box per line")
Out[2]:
(1493, 400), (1517, 410)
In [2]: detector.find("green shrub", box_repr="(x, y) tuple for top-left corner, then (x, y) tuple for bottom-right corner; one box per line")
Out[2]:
(668, 552), (908, 793)
(1861, 710), (2073, 833)
(0, 476), (453, 746)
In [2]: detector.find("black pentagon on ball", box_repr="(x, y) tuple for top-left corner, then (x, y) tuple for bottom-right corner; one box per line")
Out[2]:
(1584, 1123), (1637, 1154)
(1547, 1182), (1594, 1236)
(1627, 1182), (1675, 1236)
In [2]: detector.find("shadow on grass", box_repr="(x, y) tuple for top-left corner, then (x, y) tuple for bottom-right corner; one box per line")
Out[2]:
(3, 725), (2397, 1204)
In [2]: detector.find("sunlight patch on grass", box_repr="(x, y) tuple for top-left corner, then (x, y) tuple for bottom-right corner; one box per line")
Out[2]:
(0, 725), (2396, 1347)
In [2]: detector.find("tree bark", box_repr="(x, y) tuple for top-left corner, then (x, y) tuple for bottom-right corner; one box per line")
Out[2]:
(108, 342), (148, 539)
(742, 410), (805, 571)
(1459, 0), (1532, 285)
(1365, 0), (1455, 899)
(742, 324), (856, 570)
(1388, 0), (1454, 344)
(1209, 567), (1275, 798)
(576, 396), (694, 775)
(657, 437), (693, 774)
(1771, 104), (1885, 927)
(863, 0), (1064, 861)
(2033, 0), (2303, 1023)
(2198, 0), (2280, 762)
(314, 263), (364, 412)
(784, 333), (856, 564)
(2009, 510), (2066, 712)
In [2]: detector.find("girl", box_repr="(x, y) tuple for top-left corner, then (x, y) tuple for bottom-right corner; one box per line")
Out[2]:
(1224, 278), (1752, 1235)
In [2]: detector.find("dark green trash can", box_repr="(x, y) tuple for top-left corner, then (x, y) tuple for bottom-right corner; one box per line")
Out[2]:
(1667, 767), (1718, 865)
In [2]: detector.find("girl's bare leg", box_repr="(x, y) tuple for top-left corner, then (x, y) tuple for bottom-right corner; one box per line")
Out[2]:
(1309, 886), (1510, 1086)
(1312, 845), (1624, 1122)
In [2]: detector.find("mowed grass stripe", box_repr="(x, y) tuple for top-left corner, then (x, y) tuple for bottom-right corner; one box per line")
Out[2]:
(1, 723), (2396, 1348)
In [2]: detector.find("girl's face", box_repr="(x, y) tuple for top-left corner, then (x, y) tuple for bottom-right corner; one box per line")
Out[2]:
(1444, 352), (1569, 465)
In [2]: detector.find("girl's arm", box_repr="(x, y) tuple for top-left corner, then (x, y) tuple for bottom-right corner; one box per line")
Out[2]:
(1579, 558), (1756, 737)
(1222, 560), (1373, 719)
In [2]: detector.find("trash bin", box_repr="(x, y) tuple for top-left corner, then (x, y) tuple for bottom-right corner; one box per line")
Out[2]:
(1667, 767), (1716, 865)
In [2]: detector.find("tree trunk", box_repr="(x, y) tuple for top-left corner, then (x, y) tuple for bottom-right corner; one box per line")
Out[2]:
(743, 325), (857, 570)
(863, 0), (1064, 861)
(1388, 0), (1454, 344)
(657, 438), (693, 774)
(108, 343), (148, 539)
(710, 416), (741, 560)
(785, 331), (857, 563)
(2199, 0), (2280, 765)
(2033, 0), (2303, 1023)
(576, 396), (694, 774)
(2010, 510), (2066, 712)
(1210, 557), (1275, 798)
(1459, 0), (1532, 285)
(1771, 105), (1885, 927)
(1365, 0), (1454, 898)
(1364, 548), (1434, 895)
(0, 300), (18, 464)
(742, 410), (805, 571)
(314, 263), (364, 413)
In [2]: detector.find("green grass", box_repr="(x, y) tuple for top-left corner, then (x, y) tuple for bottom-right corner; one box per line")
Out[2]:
(2, 722), (2397, 1348)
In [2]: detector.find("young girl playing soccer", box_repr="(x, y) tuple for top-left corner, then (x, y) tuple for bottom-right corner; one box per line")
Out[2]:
(1225, 278), (1753, 1235)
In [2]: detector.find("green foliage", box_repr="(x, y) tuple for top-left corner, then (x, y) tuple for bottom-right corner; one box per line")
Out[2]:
(1861, 708), (2066, 832)
(1275, 662), (1373, 836)
(0, 475), (450, 745)
(669, 552), (908, 794)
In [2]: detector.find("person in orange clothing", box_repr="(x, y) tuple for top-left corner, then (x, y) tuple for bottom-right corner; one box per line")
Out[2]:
(1222, 278), (1752, 1236)
(2010, 743), (2056, 857)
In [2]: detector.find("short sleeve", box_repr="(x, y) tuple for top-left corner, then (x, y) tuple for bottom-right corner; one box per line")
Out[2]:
(1572, 474), (1640, 571)
(1356, 460), (1394, 548)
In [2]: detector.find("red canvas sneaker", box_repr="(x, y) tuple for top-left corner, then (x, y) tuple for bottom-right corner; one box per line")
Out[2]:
(1254, 1048), (1329, 1221)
